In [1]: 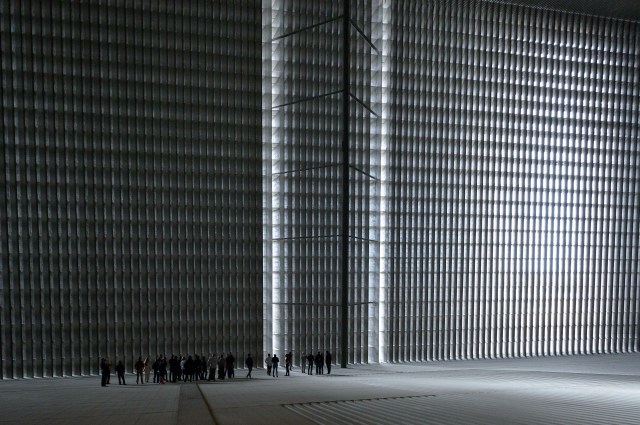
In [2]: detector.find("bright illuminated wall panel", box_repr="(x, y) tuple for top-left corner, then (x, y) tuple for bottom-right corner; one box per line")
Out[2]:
(266, 0), (382, 365)
(0, 1), (263, 378)
(386, 0), (640, 362)
(2, 0), (637, 378)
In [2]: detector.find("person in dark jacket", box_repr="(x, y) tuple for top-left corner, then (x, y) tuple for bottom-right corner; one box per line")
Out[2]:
(245, 353), (254, 378)
(218, 354), (226, 380)
(135, 357), (145, 384)
(285, 352), (292, 376)
(116, 360), (126, 385)
(315, 352), (324, 375)
(194, 355), (202, 381)
(152, 358), (159, 383)
(100, 357), (110, 387)
(184, 356), (194, 382)
(307, 352), (314, 375)
(225, 353), (235, 379)
(170, 356), (179, 383)
(158, 355), (167, 384)
(325, 351), (332, 375)
(272, 354), (280, 378)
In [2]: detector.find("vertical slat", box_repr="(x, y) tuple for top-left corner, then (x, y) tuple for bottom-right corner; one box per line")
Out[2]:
(386, 0), (640, 363)
(0, 0), (263, 378)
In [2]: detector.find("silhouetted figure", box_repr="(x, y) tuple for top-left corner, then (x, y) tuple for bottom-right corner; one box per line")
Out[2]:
(158, 355), (167, 384)
(285, 352), (292, 376)
(201, 354), (207, 380)
(224, 353), (236, 379)
(315, 352), (324, 375)
(218, 354), (225, 380)
(225, 353), (235, 379)
(184, 356), (194, 382)
(152, 357), (159, 383)
(173, 356), (181, 382)
(100, 357), (110, 387)
(178, 355), (184, 381)
(301, 352), (306, 372)
(307, 353), (314, 375)
(208, 353), (216, 381)
(194, 355), (202, 381)
(266, 353), (272, 376)
(105, 357), (112, 383)
(272, 354), (279, 377)
(135, 357), (145, 384)
(325, 351), (332, 375)
(245, 353), (253, 378)
(116, 360), (126, 385)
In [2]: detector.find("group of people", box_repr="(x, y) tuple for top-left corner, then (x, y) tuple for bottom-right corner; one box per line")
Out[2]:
(100, 350), (332, 386)
(99, 357), (132, 386)
(100, 353), (240, 386)
(302, 351), (332, 375)
(264, 351), (332, 377)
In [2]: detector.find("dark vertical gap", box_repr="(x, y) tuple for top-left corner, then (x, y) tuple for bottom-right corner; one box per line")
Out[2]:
(388, 2), (398, 364)
(340, 0), (351, 368)
(0, 0), (12, 380)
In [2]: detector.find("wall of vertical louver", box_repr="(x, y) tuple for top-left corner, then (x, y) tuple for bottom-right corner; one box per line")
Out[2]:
(386, 0), (640, 362)
(263, 0), (382, 365)
(2, 0), (639, 379)
(0, 1), (263, 379)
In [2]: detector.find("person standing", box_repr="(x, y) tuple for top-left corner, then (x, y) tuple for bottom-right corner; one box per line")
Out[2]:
(201, 354), (208, 380)
(265, 353), (272, 376)
(245, 353), (254, 378)
(169, 355), (179, 383)
(207, 353), (216, 381)
(144, 357), (152, 383)
(116, 360), (126, 385)
(272, 354), (279, 377)
(314, 352), (321, 375)
(217, 354), (226, 380)
(135, 357), (145, 384)
(225, 352), (235, 379)
(285, 352), (292, 376)
(194, 355), (202, 381)
(307, 352), (314, 375)
(158, 355), (167, 384)
(100, 357), (110, 387)
(184, 355), (194, 382)
(105, 357), (112, 383)
(168, 355), (174, 383)
(325, 351), (332, 375)
(300, 352), (306, 372)
(152, 357), (159, 383)
(180, 356), (186, 381)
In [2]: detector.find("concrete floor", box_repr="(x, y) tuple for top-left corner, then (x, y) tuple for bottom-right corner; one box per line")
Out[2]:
(1, 353), (639, 424)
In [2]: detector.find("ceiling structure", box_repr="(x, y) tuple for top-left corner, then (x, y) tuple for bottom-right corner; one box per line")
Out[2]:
(491, 0), (640, 21)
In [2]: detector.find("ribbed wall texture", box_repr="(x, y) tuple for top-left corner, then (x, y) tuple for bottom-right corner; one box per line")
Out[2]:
(264, 0), (382, 365)
(386, 0), (640, 362)
(2, 0), (639, 378)
(0, 1), (263, 378)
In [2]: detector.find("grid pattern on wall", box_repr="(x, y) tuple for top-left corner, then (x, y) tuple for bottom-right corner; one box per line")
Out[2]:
(0, 0), (263, 378)
(265, 0), (382, 365)
(386, 0), (640, 362)
(2, 0), (639, 379)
